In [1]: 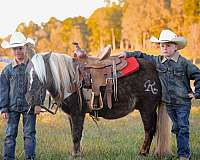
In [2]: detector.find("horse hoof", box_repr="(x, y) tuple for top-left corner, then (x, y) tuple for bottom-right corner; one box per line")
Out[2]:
(70, 152), (82, 160)
(139, 151), (147, 156)
(69, 155), (82, 160)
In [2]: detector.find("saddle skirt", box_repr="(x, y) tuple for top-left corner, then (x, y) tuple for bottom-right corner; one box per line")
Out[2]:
(117, 57), (139, 78)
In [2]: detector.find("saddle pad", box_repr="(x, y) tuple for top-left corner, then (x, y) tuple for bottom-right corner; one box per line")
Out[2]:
(118, 57), (139, 78)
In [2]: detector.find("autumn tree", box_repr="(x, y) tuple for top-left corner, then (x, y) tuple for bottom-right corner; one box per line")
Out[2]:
(87, 4), (122, 51)
(121, 0), (170, 50)
(60, 16), (88, 54)
(1, 0), (199, 60)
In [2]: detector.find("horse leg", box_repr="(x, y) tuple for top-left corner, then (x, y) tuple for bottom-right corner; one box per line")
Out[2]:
(68, 113), (85, 157)
(139, 109), (157, 155)
(144, 112), (157, 154)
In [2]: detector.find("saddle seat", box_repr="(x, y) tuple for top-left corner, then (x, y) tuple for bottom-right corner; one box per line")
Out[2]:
(78, 45), (127, 70)
(79, 56), (127, 70)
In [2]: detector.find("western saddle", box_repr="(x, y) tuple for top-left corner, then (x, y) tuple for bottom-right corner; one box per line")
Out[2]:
(73, 43), (128, 111)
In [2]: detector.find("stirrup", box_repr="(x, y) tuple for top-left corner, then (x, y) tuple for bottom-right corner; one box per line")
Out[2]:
(90, 92), (103, 110)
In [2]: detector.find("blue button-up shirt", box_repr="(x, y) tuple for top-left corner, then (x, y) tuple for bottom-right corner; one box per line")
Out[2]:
(0, 60), (29, 112)
(126, 51), (200, 105)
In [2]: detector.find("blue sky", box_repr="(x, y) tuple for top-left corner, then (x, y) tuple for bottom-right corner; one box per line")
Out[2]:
(0, 0), (105, 37)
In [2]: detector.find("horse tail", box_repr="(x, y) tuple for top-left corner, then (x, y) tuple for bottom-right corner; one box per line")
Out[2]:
(154, 103), (172, 156)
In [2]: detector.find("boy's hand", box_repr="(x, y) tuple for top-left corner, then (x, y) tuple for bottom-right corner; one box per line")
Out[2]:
(34, 106), (41, 115)
(1, 112), (8, 119)
(118, 51), (127, 58)
(188, 92), (195, 99)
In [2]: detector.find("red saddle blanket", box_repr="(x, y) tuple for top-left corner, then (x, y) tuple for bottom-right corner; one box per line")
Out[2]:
(117, 57), (139, 78)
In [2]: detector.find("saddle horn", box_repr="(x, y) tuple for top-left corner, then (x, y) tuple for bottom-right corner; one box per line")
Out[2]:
(72, 42), (87, 58)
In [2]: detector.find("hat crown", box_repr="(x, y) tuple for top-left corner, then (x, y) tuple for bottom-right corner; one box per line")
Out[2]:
(10, 32), (27, 45)
(159, 29), (177, 41)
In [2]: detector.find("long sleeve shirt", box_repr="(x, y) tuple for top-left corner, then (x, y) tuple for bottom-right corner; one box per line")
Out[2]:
(0, 62), (29, 112)
(125, 51), (200, 105)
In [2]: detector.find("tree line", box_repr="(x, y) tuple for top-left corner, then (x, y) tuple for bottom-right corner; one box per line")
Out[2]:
(0, 0), (199, 60)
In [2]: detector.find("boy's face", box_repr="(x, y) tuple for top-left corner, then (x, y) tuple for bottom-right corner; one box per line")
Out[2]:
(11, 46), (27, 62)
(160, 42), (177, 57)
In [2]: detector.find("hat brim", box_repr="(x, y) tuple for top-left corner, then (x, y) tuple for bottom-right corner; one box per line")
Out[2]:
(1, 38), (35, 49)
(150, 36), (187, 50)
(27, 38), (35, 46)
(171, 37), (187, 50)
(1, 41), (27, 49)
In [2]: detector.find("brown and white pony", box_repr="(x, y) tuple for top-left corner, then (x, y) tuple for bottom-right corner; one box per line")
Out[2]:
(25, 52), (171, 157)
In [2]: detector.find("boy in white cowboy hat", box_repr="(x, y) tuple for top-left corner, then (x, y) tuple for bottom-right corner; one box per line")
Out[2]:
(119, 29), (200, 160)
(0, 32), (41, 160)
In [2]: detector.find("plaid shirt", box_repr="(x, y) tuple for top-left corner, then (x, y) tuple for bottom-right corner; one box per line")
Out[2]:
(126, 51), (200, 105)
(0, 60), (29, 112)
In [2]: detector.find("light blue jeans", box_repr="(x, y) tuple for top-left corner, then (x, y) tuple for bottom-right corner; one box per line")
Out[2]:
(2, 111), (36, 160)
(166, 104), (191, 159)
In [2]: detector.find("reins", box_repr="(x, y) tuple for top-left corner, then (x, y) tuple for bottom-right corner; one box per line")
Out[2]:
(27, 92), (59, 115)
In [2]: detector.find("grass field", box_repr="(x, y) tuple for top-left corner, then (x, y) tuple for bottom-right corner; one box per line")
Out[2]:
(0, 102), (200, 160)
(1, 53), (200, 159)
(0, 56), (200, 159)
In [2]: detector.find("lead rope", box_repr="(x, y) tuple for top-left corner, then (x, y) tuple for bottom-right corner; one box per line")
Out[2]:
(40, 88), (58, 115)
(89, 114), (101, 133)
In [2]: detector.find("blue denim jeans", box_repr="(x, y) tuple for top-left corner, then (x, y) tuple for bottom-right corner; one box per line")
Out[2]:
(166, 104), (191, 158)
(2, 111), (36, 160)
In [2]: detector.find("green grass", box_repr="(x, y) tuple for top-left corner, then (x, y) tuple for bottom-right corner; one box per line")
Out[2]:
(0, 106), (200, 160)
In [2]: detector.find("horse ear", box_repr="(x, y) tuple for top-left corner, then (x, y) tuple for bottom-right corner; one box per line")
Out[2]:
(43, 52), (52, 61)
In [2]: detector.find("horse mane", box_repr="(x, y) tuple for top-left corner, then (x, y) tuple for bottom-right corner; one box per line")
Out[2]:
(31, 54), (47, 83)
(31, 52), (79, 102)
(49, 52), (78, 100)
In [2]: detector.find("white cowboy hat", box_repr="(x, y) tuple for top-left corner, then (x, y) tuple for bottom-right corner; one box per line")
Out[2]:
(1, 32), (35, 49)
(150, 29), (187, 50)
